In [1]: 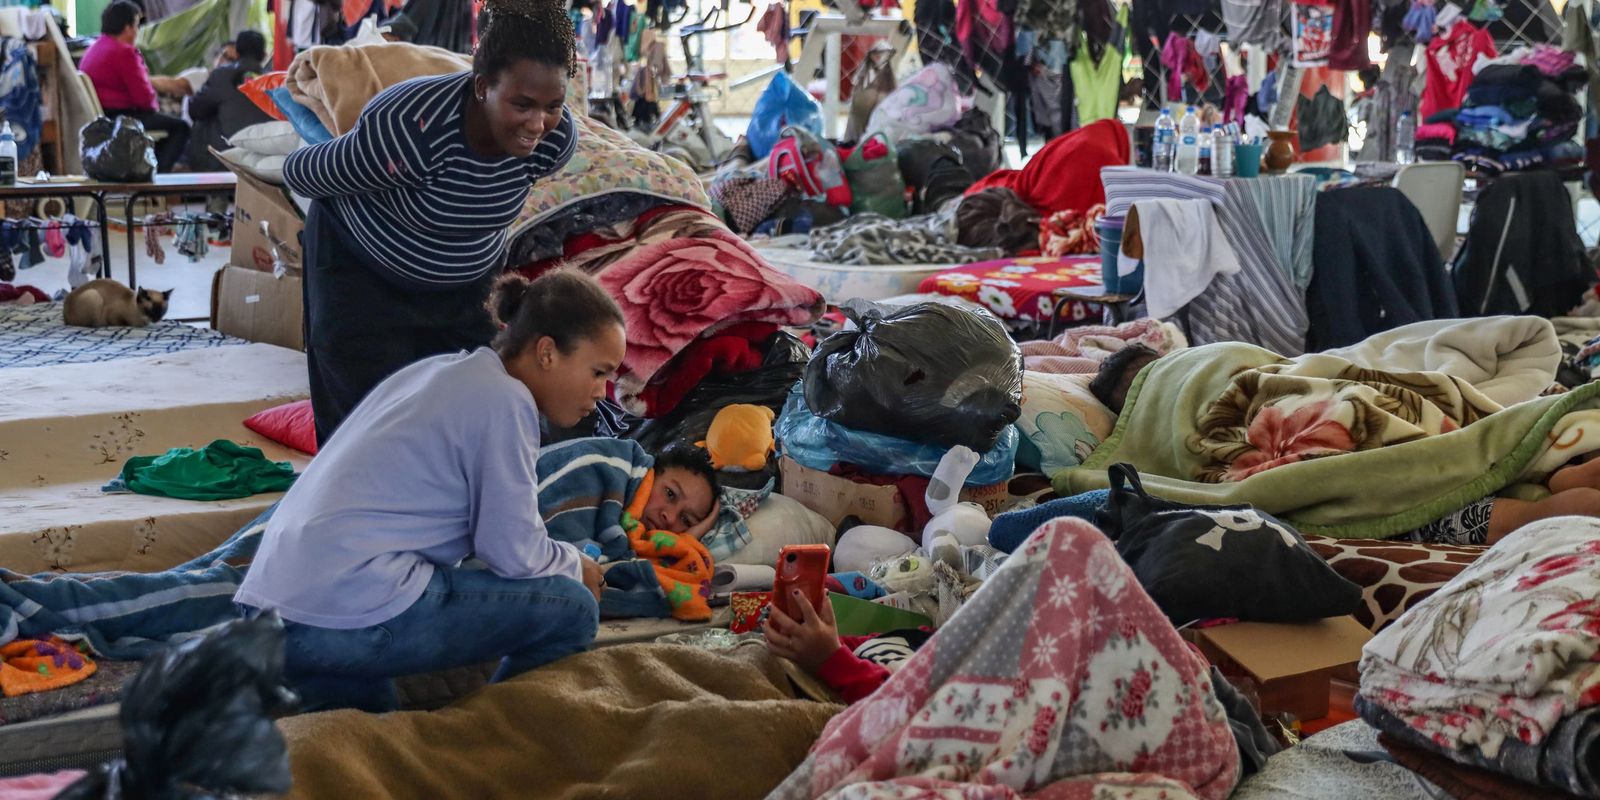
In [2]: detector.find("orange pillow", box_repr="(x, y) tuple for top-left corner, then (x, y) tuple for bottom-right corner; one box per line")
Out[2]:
(240, 72), (289, 122)
(244, 399), (317, 455)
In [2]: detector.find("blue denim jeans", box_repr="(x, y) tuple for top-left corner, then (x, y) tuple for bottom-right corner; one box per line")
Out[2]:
(275, 565), (598, 713)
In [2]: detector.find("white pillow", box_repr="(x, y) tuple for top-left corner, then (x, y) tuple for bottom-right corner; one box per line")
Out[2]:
(250, 154), (287, 184)
(214, 147), (287, 185)
(230, 121), (302, 156)
(723, 493), (834, 567)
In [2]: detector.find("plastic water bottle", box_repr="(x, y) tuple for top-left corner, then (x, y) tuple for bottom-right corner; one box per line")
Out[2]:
(1175, 106), (1201, 175)
(1214, 128), (1235, 178)
(0, 122), (17, 187)
(1199, 126), (1214, 175)
(1154, 108), (1176, 172)
(1395, 111), (1416, 165)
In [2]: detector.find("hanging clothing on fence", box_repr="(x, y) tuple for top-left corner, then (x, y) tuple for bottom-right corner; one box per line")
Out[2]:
(1420, 20), (1497, 118)
(1070, 41), (1122, 124)
(1162, 33), (1209, 100)
(64, 216), (99, 289)
(1357, 59), (1421, 162)
(1329, 0), (1374, 70)
(145, 213), (174, 266)
(1223, 0), (1287, 50)
(175, 214), (209, 262)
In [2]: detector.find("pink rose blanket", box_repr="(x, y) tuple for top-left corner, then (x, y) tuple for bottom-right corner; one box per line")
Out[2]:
(768, 518), (1240, 800)
(1357, 516), (1600, 794)
(600, 226), (822, 413)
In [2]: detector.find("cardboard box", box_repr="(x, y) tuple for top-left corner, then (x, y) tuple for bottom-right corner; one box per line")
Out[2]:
(1183, 616), (1372, 722)
(220, 157), (305, 276)
(211, 265), (304, 351)
(778, 456), (1008, 531)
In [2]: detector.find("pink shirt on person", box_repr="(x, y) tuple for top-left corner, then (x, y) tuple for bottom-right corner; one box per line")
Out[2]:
(79, 35), (157, 112)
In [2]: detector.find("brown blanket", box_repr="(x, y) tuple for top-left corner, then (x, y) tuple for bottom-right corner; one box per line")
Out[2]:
(273, 643), (840, 800)
(286, 43), (471, 136)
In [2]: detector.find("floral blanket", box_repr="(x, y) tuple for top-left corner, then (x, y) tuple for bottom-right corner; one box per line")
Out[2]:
(1057, 343), (1600, 539)
(917, 256), (1104, 323)
(768, 518), (1240, 800)
(1190, 356), (1504, 483)
(1358, 517), (1600, 764)
(603, 230), (822, 407)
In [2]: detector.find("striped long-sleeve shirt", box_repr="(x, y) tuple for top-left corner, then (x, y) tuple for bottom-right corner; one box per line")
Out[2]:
(283, 72), (577, 289)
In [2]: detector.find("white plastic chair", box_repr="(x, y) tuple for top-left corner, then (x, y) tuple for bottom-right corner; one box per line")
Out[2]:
(1392, 162), (1465, 259)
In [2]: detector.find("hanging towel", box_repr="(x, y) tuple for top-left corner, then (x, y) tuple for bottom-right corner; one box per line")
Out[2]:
(106, 440), (298, 501)
(1123, 199), (1242, 319)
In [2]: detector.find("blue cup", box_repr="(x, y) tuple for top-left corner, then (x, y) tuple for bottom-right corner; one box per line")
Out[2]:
(1234, 143), (1264, 178)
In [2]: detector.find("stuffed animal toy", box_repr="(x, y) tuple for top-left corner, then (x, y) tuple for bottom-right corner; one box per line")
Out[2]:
(697, 404), (777, 472)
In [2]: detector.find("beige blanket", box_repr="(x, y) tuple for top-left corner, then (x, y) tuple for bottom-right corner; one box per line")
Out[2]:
(286, 43), (471, 136)
(274, 643), (840, 800)
(1312, 316), (1561, 407)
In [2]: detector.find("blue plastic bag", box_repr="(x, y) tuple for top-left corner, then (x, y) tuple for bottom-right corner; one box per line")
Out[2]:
(747, 71), (823, 160)
(776, 387), (1018, 486)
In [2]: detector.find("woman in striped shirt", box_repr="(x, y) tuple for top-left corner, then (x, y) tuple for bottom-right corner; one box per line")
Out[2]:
(283, 0), (579, 447)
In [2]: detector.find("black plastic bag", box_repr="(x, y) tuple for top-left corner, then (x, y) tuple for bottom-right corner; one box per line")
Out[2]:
(55, 613), (298, 800)
(804, 300), (1022, 452)
(628, 330), (810, 461)
(80, 116), (157, 183)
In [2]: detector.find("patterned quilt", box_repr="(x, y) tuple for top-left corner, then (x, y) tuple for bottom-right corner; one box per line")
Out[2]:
(918, 255), (1105, 323)
(0, 304), (245, 369)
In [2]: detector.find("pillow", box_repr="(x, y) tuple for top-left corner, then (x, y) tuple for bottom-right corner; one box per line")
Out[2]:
(1095, 464), (1362, 625)
(215, 147), (287, 184)
(723, 493), (833, 567)
(268, 86), (334, 145)
(243, 400), (317, 455)
(240, 71), (289, 121)
(1015, 371), (1116, 475)
(230, 121), (302, 156)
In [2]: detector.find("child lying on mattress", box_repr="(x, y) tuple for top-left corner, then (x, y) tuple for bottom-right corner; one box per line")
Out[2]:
(1089, 345), (1600, 547)
(234, 269), (720, 713)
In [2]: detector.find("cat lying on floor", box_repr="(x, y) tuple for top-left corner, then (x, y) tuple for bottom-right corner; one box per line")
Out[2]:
(62, 279), (172, 327)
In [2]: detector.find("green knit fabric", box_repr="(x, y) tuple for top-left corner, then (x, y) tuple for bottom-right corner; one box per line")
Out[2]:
(118, 440), (297, 501)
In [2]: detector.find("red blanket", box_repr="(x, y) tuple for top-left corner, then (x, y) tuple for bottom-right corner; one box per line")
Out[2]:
(605, 231), (822, 403)
(625, 322), (775, 418)
(966, 119), (1130, 217)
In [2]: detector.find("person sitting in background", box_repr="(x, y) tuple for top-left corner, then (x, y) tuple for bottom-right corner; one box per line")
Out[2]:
(79, 1), (192, 172)
(187, 30), (273, 173)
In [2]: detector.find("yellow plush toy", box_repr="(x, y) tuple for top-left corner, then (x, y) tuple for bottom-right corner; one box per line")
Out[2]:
(697, 404), (777, 472)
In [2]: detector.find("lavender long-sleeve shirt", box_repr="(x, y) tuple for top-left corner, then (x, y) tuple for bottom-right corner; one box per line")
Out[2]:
(236, 348), (581, 629)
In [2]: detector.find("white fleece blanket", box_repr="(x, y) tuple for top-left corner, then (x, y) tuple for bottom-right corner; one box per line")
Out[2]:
(1310, 316), (1560, 407)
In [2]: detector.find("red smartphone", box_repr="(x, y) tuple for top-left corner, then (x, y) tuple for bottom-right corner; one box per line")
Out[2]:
(773, 544), (831, 621)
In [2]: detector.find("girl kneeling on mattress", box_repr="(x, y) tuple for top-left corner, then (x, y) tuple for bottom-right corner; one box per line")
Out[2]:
(236, 270), (695, 713)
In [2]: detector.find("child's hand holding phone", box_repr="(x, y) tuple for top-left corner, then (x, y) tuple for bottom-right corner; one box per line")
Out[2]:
(763, 589), (841, 673)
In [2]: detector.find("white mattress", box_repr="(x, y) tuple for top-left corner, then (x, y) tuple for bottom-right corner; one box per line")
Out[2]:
(754, 243), (962, 303)
(0, 344), (311, 573)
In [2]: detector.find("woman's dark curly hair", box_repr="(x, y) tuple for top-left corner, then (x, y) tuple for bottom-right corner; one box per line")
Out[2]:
(473, 0), (578, 81)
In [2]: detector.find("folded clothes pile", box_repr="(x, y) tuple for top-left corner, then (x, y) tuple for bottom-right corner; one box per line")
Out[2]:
(1425, 44), (1590, 176)
(1357, 516), (1600, 796)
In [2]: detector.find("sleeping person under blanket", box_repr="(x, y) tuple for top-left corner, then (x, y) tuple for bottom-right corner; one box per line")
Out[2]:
(1088, 345), (1600, 547)
(234, 269), (720, 713)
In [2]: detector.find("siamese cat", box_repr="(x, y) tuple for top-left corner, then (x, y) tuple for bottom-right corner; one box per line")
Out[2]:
(63, 280), (173, 328)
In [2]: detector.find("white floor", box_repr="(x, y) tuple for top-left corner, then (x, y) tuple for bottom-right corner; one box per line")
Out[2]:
(16, 202), (232, 322)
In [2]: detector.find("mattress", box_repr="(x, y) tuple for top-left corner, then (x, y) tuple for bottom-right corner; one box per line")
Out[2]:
(754, 243), (963, 303)
(0, 344), (311, 574)
(0, 303), (246, 369)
